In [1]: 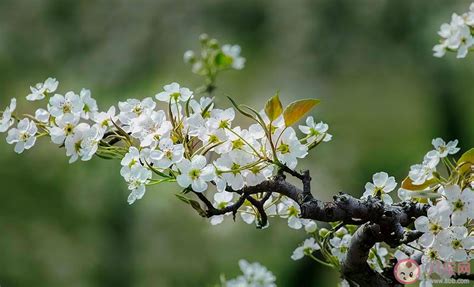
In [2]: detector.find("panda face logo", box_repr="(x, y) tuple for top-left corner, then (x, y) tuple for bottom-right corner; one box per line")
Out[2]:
(394, 258), (420, 284)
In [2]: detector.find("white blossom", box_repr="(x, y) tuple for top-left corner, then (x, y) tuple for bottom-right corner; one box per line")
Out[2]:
(431, 138), (460, 158)
(330, 232), (352, 262)
(92, 106), (117, 130)
(189, 96), (213, 115)
(215, 151), (253, 191)
(155, 82), (193, 103)
(367, 243), (388, 272)
(304, 220), (318, 233)
(222, 44), (245, 70)
(434, 7), (474, 58)
(80, 88), (98, 120)
(291, 237), (320, 260)
(362, 171), (396, 204)
(6, 118), (37, 153)
(120, 146), (142, 177)
(134, 110), (172, 148)
(274, 128), (308, 169)
(149, 137), (184, 169)
(436, 226), (474, 262)
(124, 165), (152, 205)
(437, 185), (474, 226)
(245, 164), (273, 187)
(448, 24), (474, 58)
(26, 77), (58, 101)
(299, 116), (332, 143)
(118, 98), (156, 126)
(433, 42), (448, 58)
(176, 155), (215, 192)
(35, 108), (50, 123)
(183, 50), (195, 63)
(414, 205), (450, 248)
(209, 108), (235, 131)
(210, 191), (234, 225)
(49, 114), (88, 145)
(0, 98), (16, 132)
(225, 260), (276, 287)
(409, 150), (440, 185)
(48, 91), (84, 118)
(277, 197), (305, 229)
(65, 124), (104, 163)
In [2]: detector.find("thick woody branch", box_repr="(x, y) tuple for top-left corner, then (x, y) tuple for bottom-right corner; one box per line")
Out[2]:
(219, 171), (427, 286)
(191, 169), (428, 286)
(343, 223), (396, 287)
(227, 176), (426, 226)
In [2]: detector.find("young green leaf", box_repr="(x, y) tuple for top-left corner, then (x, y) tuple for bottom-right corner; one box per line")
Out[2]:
(227, 96), (256, 120)
(175, 193), (207, 217)
(264, 93), (283, 121)
(283, 99), (320, 126)
(215, 52), (232, 68)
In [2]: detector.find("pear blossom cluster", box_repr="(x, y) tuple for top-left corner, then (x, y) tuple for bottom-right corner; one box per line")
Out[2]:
(291, 223), (391, 279)
(0, 80), (331, 215)
(393, 139), (473, 285)
(409, 138), (459, 186)
(222, 260), (276, 287)
(0, 37), (334, 235)
(414, 185), (474, 261)
(0, 78), (107, 159)
(433, 3), (474, 58)
(329, 227), (353, 263)
(289, 135), (472, 284)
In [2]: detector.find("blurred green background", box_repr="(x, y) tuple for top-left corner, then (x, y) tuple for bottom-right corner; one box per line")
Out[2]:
(0, 0), (473, 286)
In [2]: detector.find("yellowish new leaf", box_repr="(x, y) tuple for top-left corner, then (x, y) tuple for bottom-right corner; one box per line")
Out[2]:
(457, 148), (474, 175)
(283, 99), (320, 126)
(401, 176), (437, 191)
(264, 93), (283, 121)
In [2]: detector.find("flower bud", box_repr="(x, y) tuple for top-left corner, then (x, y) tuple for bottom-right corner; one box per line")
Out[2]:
(318, 228), (329, 238)
(183, 50), (196, 63)
(209, 39), (219, 49)
(199, 33), (209, 44)
(304, 221), (318, 233)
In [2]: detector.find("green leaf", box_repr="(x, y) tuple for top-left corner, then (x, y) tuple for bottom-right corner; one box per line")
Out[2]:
(201, 99), (214, 118)
(175, 193), (207, 217)
(457, 148), (474, 175)
(264, 93), (283, 121)
(215, 52), (232, 67)
(189, 200), (207, 217)
(175, 193), (191, 204)
(283, 99), (320, 126)
(227, 96), (256, 119)
(345, 225), (358, 234)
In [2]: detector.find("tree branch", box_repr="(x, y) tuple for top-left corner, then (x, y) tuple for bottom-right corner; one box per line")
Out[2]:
(207, 171), (429, 286)
(194, 191), (248, 220)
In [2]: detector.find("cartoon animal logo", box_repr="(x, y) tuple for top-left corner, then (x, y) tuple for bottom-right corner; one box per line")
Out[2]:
(394, 258), (420, 284)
